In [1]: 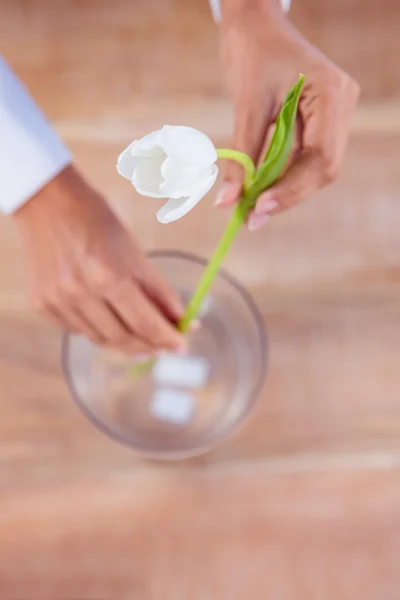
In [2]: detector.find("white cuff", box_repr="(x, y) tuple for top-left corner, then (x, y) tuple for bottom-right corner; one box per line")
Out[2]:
(0, 56), (72, 214)
(209, 0), (291, 23)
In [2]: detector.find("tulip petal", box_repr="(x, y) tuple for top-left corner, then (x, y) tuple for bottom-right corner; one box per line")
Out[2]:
(160, 125), (218, 169)
(131, 130), (164, 158)
(133, 155), (167, 198)
(116, 143), (140, 180)
(160, 157), (213, 199)
(161, 156), (202, 183)
(157, 165), (218, 223)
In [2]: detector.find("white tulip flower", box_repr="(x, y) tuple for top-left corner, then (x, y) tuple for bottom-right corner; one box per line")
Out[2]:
(117, 125), (219, 223)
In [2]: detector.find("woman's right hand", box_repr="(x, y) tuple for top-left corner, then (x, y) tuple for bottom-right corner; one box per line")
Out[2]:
(13, 165), (187, 356)
(217, 0), (360, 229)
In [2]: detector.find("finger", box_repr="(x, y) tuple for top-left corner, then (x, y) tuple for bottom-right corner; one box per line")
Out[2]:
(52, 295), (157, 355)
(44, 302), (103, 344)
(32, 280), (99, 341)
(247, 150), (330, 230)
(103, 337), (156, 358)
(41, 305), (75, 332)
(215, 94), (277, 208)
(136, 257), (185, 324)
(78, 296), (172, 355)
(105, 278), (187, 353)
(248, 89), (350, 230)
(77, 294), (141, 350)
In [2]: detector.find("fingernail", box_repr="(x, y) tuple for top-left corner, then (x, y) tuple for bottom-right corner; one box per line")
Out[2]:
(255, 197), (279, 215)
(247, 214), (271, 231)
(214, 183), (229, 206)
(214, 182), (241, 207)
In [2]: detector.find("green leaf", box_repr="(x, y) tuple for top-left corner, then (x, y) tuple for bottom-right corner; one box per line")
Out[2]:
(251, 73), (305, 197)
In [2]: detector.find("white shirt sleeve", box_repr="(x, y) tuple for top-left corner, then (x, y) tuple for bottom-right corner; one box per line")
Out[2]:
(0, 56), (72, 215)
(209, 0), (291, 22)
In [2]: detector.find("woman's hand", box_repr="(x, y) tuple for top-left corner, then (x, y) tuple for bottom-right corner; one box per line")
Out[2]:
(216, 0), (360, 230)
(14, 165), (186, 355)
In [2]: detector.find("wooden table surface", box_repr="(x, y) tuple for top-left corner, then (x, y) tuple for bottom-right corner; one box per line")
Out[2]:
(1, 0), (400, 597)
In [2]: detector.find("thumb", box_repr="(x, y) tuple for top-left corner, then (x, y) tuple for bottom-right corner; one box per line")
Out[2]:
(215, 96), (276, 208)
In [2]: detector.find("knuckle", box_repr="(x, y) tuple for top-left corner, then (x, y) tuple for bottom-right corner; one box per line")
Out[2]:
(86, 258), (120, 290)
(30, 293), (45, 314)
(93, 267), (113, 288)
(314, 147), (340, 183)
(60, 275), (81, 303)
(323, 68), (360, 105)
(319, 66), (345, 96)
(43, 287), (62, 310)
(345, 75), (360, 103)
(324, 161), (339, 184)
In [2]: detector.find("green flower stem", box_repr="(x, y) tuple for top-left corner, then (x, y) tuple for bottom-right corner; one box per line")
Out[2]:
(176, 151), (258, 331)
(178, 187), (262, 333)
(130, 75), (305, 378)
(216, 149), (256, 189)
(129, 189), (256, 378)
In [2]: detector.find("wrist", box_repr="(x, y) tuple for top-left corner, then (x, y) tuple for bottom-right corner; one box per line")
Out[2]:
(13, 165), (86, 227)
(221, 0), (284, 23)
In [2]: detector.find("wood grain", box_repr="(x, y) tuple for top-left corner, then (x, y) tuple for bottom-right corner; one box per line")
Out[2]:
(1, 469), (400, 598)
(1, 0), (400, 596)
(1, 278), (400, 487)
(1, 0), (399, 122)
